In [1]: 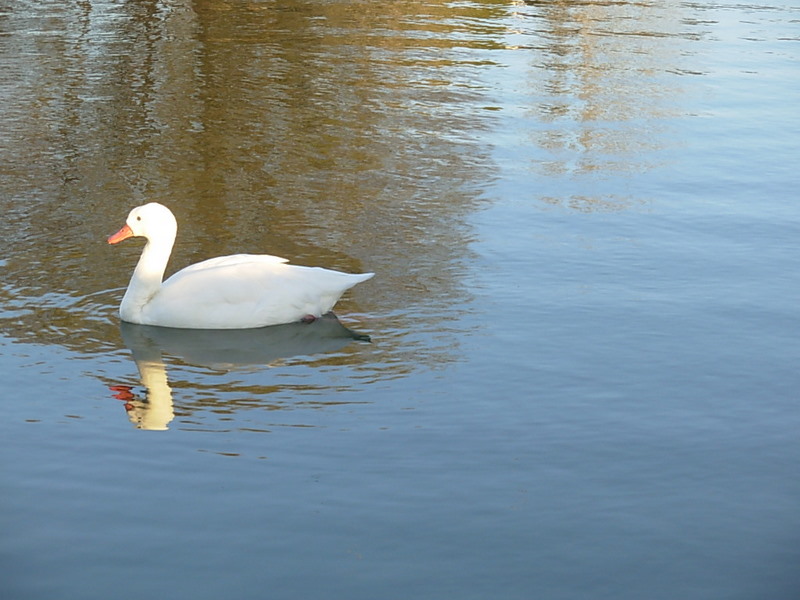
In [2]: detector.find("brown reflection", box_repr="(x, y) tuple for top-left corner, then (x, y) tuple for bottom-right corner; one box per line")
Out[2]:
(0, 0), (502, 375)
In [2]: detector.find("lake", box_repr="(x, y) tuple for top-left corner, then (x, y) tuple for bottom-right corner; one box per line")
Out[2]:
(1, 1), (799, 598)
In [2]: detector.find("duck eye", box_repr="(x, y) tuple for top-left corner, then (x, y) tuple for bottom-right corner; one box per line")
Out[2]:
(136, 216), (141, 221)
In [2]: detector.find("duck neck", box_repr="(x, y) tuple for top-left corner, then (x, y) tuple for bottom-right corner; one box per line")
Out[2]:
(120, 236), (174, 322)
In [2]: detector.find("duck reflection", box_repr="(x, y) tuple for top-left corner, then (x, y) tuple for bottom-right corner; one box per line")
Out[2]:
(110, 314), (370, 430)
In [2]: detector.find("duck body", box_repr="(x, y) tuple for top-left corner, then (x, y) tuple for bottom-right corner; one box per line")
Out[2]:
(109, 203), (373, 329)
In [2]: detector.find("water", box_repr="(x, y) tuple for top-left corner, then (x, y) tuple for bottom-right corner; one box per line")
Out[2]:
(2, 1), (799, 598)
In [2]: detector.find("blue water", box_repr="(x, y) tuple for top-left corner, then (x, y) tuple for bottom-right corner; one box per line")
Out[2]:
(2, 1), (799, 599)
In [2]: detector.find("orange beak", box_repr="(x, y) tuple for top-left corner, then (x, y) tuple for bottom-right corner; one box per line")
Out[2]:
(108, 224), (134, 245)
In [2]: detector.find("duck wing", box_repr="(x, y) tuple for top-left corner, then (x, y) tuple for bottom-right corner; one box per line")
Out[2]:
(142, 254), (371, 329)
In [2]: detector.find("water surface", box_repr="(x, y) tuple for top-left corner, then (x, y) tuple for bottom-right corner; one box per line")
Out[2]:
(1, 1), (799, 599)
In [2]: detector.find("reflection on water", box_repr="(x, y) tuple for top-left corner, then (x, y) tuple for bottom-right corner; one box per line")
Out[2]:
(0, 0), (743, 369)
(501, 0), (708, 211)
(0, 0), (506, 374)
(112, 314), (370, 430)
(3, 1), (799, 598)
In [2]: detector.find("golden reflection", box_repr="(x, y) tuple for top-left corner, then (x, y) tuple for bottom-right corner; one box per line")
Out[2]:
(111, 314), (369, 430)
(0, 0), (500, 373)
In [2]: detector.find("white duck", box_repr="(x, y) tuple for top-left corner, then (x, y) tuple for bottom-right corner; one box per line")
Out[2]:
(108, 202), (373, 329)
